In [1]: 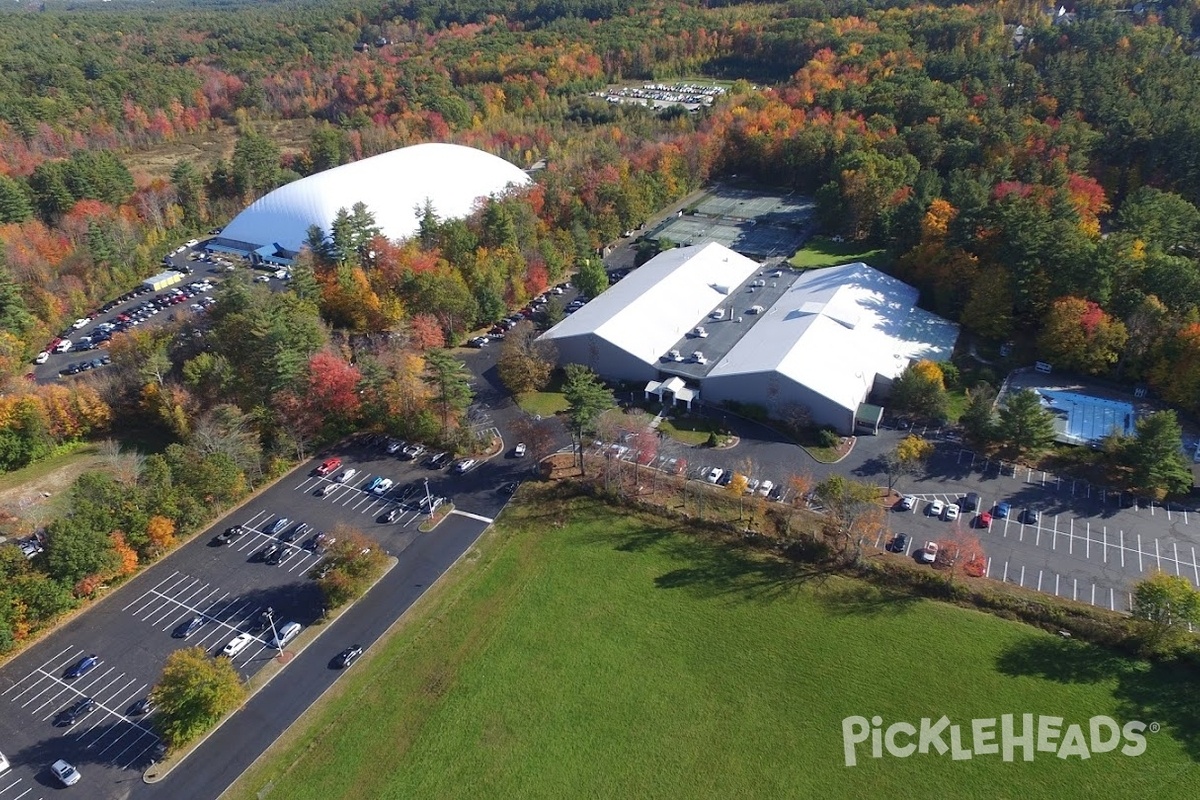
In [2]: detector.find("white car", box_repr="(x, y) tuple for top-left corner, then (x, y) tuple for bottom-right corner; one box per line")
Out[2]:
(757, 480), (774, 497)
(920, 542), (939, 564)
(34, 351), (49, 364)
(335, 468), (358, 483)
(665, 349), (683, 362)
(898, 495), (917, 511)
(71, 318), (89, 330)
(692, 351), (707, 365)
(373, 478), (394, 495)
(942, 504), (960, 521)
(927, 499), (945, 517)
(51, 759), (81, 787)
(222, 632), (256, 658)
(453, 458), (477, 474)
(744, 478), (760, 495)
(705, 467), (723, 484)
(186, 238), (199, 247)
(710, 309), (725, 320)
(513, 442), (527, 457)
(692, 326), (708, 338)
(0, 749), (8, 773)
(254, 275), (271, 283)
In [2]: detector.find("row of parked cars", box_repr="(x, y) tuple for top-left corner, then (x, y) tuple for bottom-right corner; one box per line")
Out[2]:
(897, 493), (1037, 529)
(697, 465), (782, 500)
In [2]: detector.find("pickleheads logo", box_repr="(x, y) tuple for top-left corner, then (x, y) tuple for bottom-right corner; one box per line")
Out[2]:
(842, 714), (1153, 766)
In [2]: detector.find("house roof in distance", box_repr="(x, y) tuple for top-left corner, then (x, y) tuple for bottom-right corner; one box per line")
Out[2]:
(219, 143), (531, 253)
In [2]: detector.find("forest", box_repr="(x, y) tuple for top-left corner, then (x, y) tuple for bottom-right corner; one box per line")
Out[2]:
(1, 0), (1200, 646)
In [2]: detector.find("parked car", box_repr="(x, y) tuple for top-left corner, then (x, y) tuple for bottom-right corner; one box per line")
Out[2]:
(363, 476), (384, 493)
(705, 467), (723, 484)
(215, 526), (244, 545)
(920, 542), (939, 564)
(499, 481), (520, 496)
(51, 759), (81, 787)
(757, 480), (774, 497)
(128, 697), (154, 716)
(373, 478), (394, 495)
(1020, 508), (1040, 525)
(426, 452), (450, 469)
(336, 468), (358, 483)
(665, 349), (683, 362)
(222, 633), (256, 658)
(962, 492), (980, 512)
(889, 533), (909, 553)
(692, 326), (708, 338)
(942, 504), (960, 521)
(270, 621), (302, 649)
(976, 512), (993, 529)
(265, 544), (287, 566)
(268, 517), (291, 535)
(513, 442), (527, 457)
(401, 443), (425, 460)
(318, 482), (339, 497)
(334, 644), (364, 668)
(281, 522), (309, 543)
(315, 457), (342, 476)
(34, 351), (49, 364)
(385, 439), (404, 454)
(57, 697), (97, 726)
(898, 495), (917, 511)
(304, 531), (327, 550)
(383, 507), (402, 523)
(64, 654), (99, 679)
(927, 499), (945, 517)
(452, 458), (476, 474)
(259, 542), (282, 563)
(172, 615), (205, 639)
(994, 502), (1010, 519)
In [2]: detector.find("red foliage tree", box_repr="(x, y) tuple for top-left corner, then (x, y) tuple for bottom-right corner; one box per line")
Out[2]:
(305, 351), (363, 422)
(409, 313), (446, 350)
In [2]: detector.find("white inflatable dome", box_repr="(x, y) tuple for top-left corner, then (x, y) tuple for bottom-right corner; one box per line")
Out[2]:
(219, 142), (532, 252)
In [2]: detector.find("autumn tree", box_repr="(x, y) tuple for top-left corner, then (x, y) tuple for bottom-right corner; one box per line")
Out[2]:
(151, 646), (247, 751)
(1037, 297), (1128, 375)
(997, 389), (1056, 457)
(938, 527), (986, 582)
(316, 524), (388, 608)
(1132, 570), (1200, 655)
(889, 360), (949, 421)
(145, 515), (176, 556)
(882, 435), (933, 492)
(812, 475), (880, 564)
(497, 320), (558, 396)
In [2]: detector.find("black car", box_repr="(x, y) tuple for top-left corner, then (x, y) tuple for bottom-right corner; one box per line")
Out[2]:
(249, 608), (275, 633)
(128, 697), (154, 716)
(499, 481), (520, 496)
(265, 544), (287, 565)
(383, 507), (401, 523)
(303, 532), (326, 551)
(259, 542), (282, 563)
(215, 526), (244, 545)
(334, 645), (364, 668)
(717, 471), (734, 487)
(64, 654), (99, 679)
(172, 615), (205, 639)
(1019, 508), (1040, 525)
(426, 452), (450, 470)
(281, 522), (309, 544)
(889, 533), (909, 553)
(57, 697), (98, 726)
(268, 517), (291, 535)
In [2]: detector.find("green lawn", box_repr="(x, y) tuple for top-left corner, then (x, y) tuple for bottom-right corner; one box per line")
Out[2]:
(229, 495), (1198, 800)
(516, 390), (569, 417)
(790, 238), (891, 270)
(657, 415), (713, 446)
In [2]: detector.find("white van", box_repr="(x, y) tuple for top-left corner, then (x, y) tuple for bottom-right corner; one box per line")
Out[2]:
(54, 339), (73, 353)
(270, 622), (301, 649)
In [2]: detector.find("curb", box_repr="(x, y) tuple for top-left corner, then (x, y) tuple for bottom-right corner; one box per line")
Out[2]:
(142, 555), (399, 783)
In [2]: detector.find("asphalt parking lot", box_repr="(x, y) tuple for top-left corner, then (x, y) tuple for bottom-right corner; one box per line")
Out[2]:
(0, 433), (523, 799)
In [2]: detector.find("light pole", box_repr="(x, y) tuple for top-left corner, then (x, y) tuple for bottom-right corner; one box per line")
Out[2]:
(423, 478), (433, 517)
(263, 606), (278, 646)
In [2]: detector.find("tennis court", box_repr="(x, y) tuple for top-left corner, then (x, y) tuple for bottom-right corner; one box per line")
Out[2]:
(647, 185), (815, 258)
(1037, 389), (1135, 445)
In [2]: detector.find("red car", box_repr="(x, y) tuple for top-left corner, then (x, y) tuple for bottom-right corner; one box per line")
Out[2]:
(315, 457), (342, 477)
(976, 511), (993, 529)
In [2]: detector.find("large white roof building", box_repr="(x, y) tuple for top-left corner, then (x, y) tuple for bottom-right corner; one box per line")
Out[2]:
(217, 143), (531, 255)
(540, 243), (959, 433)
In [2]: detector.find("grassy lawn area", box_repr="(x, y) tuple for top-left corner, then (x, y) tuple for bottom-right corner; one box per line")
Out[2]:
(516, 390), (568, 417)
(789, 238), (891, 270)
(657, 415), (713, 446)
(0, 442), (105, 528)
(228, 493), (1196, 800)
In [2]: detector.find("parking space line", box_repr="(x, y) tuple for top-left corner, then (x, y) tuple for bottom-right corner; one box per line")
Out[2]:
(1073, 579), (1078, 602)
(1037, 570), (1042, 591)
(1103, 527), (1107, 564)
(2, 645), (75, 698)
(1085, 522), (1090, 560)
(1175, 543), (1181, 576)
(1120, 530), (1125, 568)
(1155, 539), (1162, 571)
(1055, 573), (1060, 596)
(1091, 584), (1096, 606)
(984, 557), (992, 578)
(1068, 520), (1073, 555)
(1137, 534), (1144, 572)
(1019, 565), (1025, 586)
(1194, 547), (1199, 587)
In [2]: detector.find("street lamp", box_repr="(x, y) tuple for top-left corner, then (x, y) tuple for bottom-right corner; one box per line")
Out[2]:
(263, 606), (278, 647)
(423, 478), (434, 517)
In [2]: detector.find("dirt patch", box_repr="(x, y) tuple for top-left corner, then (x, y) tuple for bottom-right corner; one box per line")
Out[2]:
(0, 451), (106, 532)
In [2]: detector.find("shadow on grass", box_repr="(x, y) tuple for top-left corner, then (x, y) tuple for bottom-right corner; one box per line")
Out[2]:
(996, 635), (1200, 761)
(813, 583), (923, 618)
(649, 535), (838, 603)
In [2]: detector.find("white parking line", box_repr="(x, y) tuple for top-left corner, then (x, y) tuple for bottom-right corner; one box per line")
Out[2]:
(1175, 542), (1181, 576)
(1155, 538), (1162, 571)
(1019, 565), (1025, 587)
(1103, 527), (1107, 563)
(1055, 573), (1060, 596)
(1193, 547), (1199, 586)
(1120, 530), (1125, 568)
(1137, 534), (1143, 572)
(1085, 522), (1090, 559)
(1037, 570), (1042, 591)
(1091, 584), (1095, 606)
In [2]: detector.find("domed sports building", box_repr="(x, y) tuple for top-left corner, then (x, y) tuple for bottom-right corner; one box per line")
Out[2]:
(209, 142), (532, 266)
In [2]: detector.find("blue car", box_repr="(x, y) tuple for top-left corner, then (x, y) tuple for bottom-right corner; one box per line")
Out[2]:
(994, 502), (1010, 519)
(65, 654), (99, 679)
(363, 476), (383, 493)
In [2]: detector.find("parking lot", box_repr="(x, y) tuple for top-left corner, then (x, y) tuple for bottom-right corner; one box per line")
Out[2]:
(0, 429), (522, 799)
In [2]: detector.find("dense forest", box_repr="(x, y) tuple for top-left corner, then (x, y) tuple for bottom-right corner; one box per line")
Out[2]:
(2, 0), (1200, 645)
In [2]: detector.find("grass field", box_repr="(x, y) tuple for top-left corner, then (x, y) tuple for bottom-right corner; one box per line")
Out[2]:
(657, 415), (713, 446)
(229, 494), (1198, 800)
(790, 238), (891, 270)
(0, 442), (104, 527)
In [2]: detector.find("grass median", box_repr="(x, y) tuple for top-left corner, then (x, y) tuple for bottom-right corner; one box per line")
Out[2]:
(226, 491), (1196, 800)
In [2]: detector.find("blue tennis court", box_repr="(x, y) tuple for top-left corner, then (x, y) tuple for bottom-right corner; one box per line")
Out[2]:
(1037, 389), (1134, 444)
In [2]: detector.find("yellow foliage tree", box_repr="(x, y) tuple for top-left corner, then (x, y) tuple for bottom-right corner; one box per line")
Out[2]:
(111, 532), (139, 577)
(911, 360), (946, 390)
(146, 515), (176, 554)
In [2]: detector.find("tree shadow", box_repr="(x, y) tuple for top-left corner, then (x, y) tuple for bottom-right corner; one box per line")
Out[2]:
(813, 582), (922, 617)
(995, 635), (1200, 761)
(650, 536), (837, 604)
